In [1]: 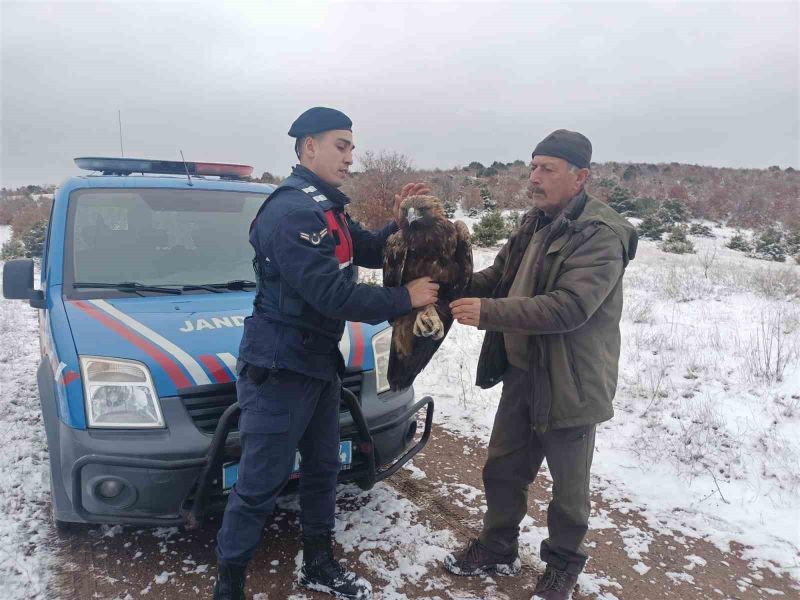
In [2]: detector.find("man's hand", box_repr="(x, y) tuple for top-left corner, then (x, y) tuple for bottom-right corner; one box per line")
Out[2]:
(394, 182), (431, 224)
(405, 276), (439, 308)
(450, 298), (481, 327)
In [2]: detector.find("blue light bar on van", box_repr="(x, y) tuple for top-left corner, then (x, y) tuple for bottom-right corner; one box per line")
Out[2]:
(74, 157), (253, 178)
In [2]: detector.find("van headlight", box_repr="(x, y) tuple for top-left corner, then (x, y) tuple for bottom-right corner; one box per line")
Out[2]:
(80, 357), (165, 428)
(371, 327), (393, 394)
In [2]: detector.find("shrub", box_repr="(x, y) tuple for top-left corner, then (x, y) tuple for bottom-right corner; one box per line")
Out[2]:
(750, 225), (787, 262)
(689, 223), (714, 237)
(633, 196), (659, 217)
(21, 220), (47, 258)
(785, 229), (800, 255)
(656, 198), (691, 225)
(481, 187), (496, 212)
(443, 199), (456, 219)
(661, 225), (696, 254)
(0, 238), (25, 260)
(472, 211), (507, 247)
(726, 230), (752, 252)
(595, 177), (616, 189)
(622, 164), (641, 181)
(607, 185), (636, 216)
(637, 216), (667, 241)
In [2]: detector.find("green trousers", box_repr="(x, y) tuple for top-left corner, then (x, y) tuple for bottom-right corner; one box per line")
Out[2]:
(479, 367), (596, 575)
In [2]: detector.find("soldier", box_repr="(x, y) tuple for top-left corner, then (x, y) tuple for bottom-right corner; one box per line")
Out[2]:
(446, 130), (638, 599)
(213, 107), (438, 600)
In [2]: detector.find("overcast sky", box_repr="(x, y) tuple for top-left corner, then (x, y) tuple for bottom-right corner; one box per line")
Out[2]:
(1, 1), (797, 188)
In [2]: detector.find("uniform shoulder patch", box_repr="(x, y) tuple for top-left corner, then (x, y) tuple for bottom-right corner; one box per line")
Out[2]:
(299, 227), (329, 246)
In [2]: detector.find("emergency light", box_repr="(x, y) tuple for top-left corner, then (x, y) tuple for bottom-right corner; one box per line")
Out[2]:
(74, 157), (253, 179)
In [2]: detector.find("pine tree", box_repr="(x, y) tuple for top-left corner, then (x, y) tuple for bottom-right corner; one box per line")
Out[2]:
(750, 225), (787, 262)
(661, 225), (696, 254)
(472, 211), (507, 247)
(726, 230), (752, 252)
(0, 238), (25, 260)
(637, 216), (667, 241)
(633, 196), (659, 217)
(481, 186), (496, 212)
(607, 185), (636, 215)
(21, 220), (47, 258)
(657, 198), (691, 226)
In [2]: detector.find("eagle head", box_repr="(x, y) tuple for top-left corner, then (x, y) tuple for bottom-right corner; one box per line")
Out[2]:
(400, 195), (445, 230)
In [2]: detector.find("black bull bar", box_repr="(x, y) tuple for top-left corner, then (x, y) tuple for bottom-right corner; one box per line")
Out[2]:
(181, 389), (434, 529)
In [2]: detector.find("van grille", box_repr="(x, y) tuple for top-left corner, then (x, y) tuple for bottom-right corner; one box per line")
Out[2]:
(180, 372), (364, 434)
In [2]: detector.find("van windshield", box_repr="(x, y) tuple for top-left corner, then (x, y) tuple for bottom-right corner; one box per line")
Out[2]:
(67, 188), (265, 289)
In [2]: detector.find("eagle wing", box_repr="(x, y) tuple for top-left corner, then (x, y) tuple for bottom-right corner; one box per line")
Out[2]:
(383, 230), (407, 288)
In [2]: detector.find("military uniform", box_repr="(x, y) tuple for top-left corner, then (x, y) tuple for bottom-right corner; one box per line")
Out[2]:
(214, 108), (410, 600)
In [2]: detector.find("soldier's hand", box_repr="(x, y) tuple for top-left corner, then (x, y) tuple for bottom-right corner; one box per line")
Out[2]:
(450, 297), (481, 327)
(405, 276), (439, 308)
(394, 182), (431, 223)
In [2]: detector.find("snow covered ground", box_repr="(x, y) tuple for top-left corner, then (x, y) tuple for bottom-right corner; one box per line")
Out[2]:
(1, 221), (799, 598)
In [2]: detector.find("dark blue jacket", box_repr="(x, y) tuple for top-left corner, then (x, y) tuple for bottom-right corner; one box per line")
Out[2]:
(238, 165), (411, 381)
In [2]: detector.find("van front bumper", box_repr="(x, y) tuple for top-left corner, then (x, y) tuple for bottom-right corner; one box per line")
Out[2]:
(55, 374), (433, 527)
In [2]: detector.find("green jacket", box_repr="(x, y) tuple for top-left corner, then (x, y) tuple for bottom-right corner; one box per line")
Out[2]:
(471, 191), (637, 431)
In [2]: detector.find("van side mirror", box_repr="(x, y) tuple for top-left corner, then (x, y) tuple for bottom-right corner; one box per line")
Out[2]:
(2, 259), (45, 308)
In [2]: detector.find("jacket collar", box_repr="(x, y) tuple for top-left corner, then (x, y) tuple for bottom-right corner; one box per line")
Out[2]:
(530, 189), (588, 223)
(292, 164), (351, 209)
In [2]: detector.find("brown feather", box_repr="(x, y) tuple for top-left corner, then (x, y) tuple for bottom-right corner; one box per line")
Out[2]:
(383, 195), (473, 390)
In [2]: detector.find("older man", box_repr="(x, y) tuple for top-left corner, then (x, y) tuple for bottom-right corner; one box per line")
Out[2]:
(445, 130), (637, 599)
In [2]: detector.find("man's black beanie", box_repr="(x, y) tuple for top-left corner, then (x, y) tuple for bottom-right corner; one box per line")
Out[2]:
(532, 129), (592, 169)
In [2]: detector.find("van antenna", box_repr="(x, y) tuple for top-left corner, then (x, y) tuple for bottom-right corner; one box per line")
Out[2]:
(118, 110), (125, 157)
(180, 150), (193, 186)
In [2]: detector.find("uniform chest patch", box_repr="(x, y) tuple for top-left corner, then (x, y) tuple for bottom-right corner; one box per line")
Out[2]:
(299, 228), (328, 246)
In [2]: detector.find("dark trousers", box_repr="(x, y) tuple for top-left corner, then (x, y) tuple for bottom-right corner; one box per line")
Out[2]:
(479, 367), (596, 575)
(216, 364), (341, 566)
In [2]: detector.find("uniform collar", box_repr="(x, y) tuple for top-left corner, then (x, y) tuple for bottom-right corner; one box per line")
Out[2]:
(292, 165), (351, 209)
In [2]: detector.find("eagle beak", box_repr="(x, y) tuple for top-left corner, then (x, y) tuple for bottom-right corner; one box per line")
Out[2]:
(407, 208), (421, 225)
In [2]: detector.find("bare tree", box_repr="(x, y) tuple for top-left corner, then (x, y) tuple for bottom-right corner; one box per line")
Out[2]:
(344, 151), (414, 229)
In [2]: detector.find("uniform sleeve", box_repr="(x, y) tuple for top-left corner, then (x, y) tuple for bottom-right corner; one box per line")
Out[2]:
(268, 206), (411, 324)
(347, 214), (399, 268)
(478, 226), (624, 334)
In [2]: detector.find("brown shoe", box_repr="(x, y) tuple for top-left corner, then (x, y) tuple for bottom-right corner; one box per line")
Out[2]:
(531, 565), (579, 599)
(443, 538), (521, 577)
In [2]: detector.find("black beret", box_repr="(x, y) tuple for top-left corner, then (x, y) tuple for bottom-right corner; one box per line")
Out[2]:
(288, 107), (352, 138)
(532, 129), (592, 169)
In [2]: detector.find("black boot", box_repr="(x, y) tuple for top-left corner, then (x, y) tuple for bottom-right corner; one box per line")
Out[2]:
(298, 532), (373, 600)
(213, 561), (247, 600)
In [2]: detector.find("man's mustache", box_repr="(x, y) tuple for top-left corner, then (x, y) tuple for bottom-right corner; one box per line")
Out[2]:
(527, 185), (546, 198)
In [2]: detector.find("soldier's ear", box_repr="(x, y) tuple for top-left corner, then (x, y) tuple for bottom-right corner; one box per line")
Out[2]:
(303, 136), (317, 160)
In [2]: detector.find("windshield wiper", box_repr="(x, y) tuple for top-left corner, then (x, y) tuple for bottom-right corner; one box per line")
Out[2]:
(73, 281), (183, 295)
(204, 279), (257, 291)
(181, 284), (224, 293)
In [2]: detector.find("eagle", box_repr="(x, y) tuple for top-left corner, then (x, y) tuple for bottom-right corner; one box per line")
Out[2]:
(383, 195), (473, 390)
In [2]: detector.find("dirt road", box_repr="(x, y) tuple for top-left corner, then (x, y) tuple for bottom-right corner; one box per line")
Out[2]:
(48, 426), (798, 599)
